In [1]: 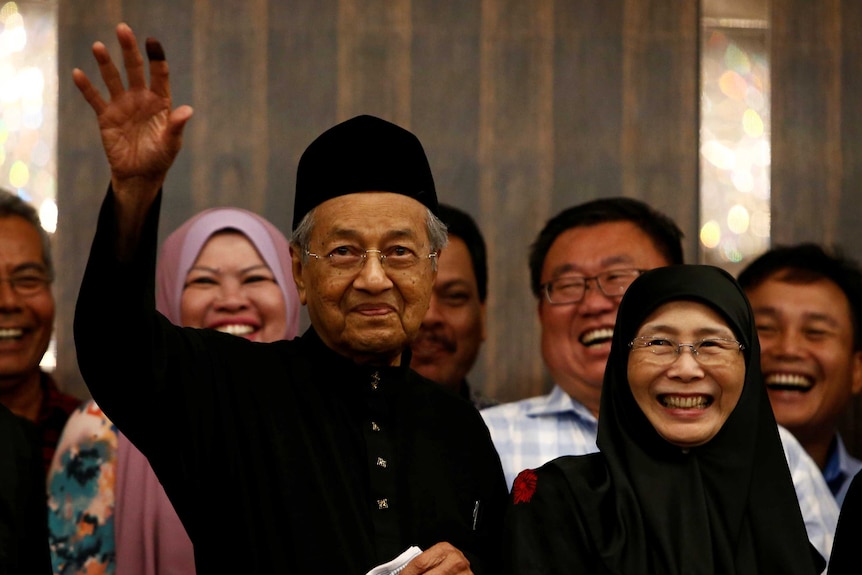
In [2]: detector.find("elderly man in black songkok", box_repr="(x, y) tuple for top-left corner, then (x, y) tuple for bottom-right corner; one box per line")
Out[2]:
(72, 23), (506, 575)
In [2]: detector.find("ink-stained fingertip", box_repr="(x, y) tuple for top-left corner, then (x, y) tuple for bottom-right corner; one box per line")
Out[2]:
(145, 38), (166, 62)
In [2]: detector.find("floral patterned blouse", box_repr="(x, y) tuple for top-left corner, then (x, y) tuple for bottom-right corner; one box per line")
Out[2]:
(47, 400), (118, 575)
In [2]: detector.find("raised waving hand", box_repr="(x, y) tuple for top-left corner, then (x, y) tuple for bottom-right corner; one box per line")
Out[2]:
(74, 23), (192, 240)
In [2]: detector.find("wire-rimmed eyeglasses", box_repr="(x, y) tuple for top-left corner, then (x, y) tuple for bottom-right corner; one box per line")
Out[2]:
(541, 268), (643, 305)
(629, 336), (745, 365)
(305, 246), (437, 273)
(0, 272), (53, 297)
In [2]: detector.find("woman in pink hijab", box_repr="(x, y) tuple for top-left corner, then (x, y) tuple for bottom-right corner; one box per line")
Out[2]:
(48, 208), (301, 575)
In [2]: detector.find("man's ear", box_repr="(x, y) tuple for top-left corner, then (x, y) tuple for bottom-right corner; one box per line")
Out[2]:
(851, 350), (862, 395)
(290, 245), (308, 305)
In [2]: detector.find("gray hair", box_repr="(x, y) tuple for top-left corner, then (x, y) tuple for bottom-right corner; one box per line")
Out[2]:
(291, 206), (448, 270)
(0, 188), (53, 279)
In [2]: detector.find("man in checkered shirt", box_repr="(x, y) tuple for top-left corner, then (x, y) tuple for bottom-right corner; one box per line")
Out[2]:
(481, 197), (840, 565)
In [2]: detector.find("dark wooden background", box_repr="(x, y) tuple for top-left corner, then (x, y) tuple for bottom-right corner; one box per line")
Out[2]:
(54, 1), (862, 452)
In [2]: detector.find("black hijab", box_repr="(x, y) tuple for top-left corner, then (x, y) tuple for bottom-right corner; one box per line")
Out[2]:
(570, 265), (820, 574)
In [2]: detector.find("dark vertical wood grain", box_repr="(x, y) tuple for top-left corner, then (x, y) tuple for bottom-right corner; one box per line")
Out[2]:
(836, 0), (862, 459)
(189, 0), (269, 215)
(337, 0), (411, 125)
(837, 1), (862, 258)
(478, 0), (554, 402)
(411, 0), (481, 213)
(553, 1), (624, 215)
(621, 0), (700, 261)
(56, 2), (124, 399)
(266, 0), (339, 237)
(771, 0), (842, 246)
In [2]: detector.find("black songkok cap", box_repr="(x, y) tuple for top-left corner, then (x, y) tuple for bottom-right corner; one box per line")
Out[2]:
(292, 114), (438, 230)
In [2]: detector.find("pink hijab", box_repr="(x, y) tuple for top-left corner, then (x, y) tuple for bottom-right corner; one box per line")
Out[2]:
(154, 206), (301, 337)
(115, 208), (301, 574)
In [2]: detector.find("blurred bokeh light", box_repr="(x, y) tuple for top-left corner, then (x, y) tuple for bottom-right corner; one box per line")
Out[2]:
(700, 23), (770, 273)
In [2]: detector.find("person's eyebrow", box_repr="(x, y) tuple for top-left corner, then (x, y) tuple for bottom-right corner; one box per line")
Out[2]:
(637, 323), (734, 339)
(323, 228), (419, 243)
(549, 255), (635, 279)
(11, 262), (49, 274)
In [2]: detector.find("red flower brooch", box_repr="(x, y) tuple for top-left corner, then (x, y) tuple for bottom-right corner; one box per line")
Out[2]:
(512, 468), (538, 504)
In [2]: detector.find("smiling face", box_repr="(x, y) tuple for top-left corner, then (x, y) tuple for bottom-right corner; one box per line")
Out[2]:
(292, 192), (437, 365)
(0, 216), (54, 392)
(746, 275), (862, 446)
(180, 231), (288, 343)
(627, 300), (745, 448)
(410, 236), (486, 390)
(538, 221), (672, 415)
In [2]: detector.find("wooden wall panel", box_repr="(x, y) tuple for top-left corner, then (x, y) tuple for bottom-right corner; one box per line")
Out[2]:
(478, 0), (554, 402)
(552, 2), (624, 215)
(189, 1), (269, 214)
(621, 0), (700, 261)
(56, 3), (122, 399)
(838, 2), (862, 256)
(839, 4), (862, 459)
(771, 0), (842, 246)
(337, 0), (412, 125)
(411, 0), (481, 215)
(266, 0), (338, 239)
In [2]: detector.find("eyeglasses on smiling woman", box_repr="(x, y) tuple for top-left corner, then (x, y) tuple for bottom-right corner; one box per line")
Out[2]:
(628, 336), (745, 365)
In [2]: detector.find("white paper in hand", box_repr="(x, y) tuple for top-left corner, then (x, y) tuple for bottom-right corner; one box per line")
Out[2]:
(364, 546), (423, 575)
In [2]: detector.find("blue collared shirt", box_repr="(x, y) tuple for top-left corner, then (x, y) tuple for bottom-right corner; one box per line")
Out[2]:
(823, 433), (862, 507)
(481, 384), (840, 566)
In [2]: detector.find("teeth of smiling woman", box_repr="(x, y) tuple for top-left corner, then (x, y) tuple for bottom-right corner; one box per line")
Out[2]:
(215, 324), (254, 336)
(661, 395), (709, 409)
(0, 328), (23, 340)
(765, 373), (813, 389)
(581, 328), (614, 346)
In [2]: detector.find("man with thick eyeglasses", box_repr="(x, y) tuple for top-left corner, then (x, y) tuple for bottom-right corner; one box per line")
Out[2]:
(0, 188), (80, 476)
(72, 24), (506, 575)
(480, 197), (840, 563)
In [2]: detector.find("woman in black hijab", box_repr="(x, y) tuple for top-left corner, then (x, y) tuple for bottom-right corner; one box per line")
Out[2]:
(504, 265), (823, 575)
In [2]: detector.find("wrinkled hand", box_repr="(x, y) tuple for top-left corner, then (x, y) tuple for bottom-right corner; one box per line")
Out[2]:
(400, 542), (473, 575)
(73, 22), (192, 193)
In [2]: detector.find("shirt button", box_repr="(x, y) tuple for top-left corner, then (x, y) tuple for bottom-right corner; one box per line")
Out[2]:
(371, 421), (381, 432)
(377, 498), (389, 510)
(376, 457), (387, 468)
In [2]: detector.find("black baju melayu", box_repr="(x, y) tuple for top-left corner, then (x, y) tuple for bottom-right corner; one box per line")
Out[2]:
(503, 265), (824, 575)
(0, 406), (51, 574)
(74, 191), (507, 574)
